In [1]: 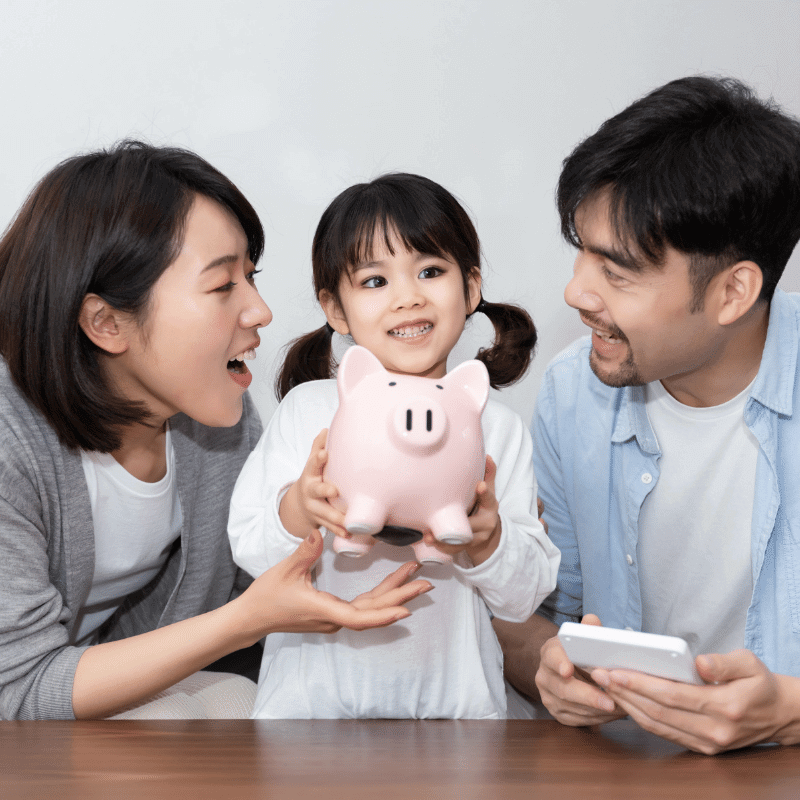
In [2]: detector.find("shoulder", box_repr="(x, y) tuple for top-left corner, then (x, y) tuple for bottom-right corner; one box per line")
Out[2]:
(274, 379), (339, 421)
(0, 358), (70, 467)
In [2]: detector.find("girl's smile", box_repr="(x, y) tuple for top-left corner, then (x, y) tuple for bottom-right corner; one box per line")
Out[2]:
(321, 231), (481, 380)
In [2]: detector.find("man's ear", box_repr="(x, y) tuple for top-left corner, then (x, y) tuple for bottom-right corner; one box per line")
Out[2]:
(319, 289), (350, 336)
(716, 261), (764, 326)
(78, 294), (130, 354)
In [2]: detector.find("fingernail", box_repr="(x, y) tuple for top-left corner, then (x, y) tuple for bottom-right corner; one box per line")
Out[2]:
(598, 696), (615, 712)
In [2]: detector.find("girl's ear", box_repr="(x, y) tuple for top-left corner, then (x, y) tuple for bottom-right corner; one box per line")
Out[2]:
(319, 289), (350, 336)
(78, 294), (130, 354)
(467, 269), (482, 314)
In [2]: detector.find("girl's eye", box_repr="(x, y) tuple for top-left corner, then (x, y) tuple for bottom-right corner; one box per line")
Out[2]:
(362, 275), (386, 288)
(419, 266), (444, 279)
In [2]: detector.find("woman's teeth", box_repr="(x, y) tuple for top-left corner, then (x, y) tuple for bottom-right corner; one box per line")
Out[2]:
(389, 324), (433, 338)
(227, 349), (256, 374)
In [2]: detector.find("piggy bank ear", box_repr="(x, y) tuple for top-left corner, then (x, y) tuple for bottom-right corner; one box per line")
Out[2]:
(444, 359), (490, 412)
(337, 345), (386, 398)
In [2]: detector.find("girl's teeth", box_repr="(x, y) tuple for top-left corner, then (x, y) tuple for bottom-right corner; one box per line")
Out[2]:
(390, 324), (432, 338)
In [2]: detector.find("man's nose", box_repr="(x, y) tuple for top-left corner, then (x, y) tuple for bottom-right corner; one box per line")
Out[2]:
(564, 260), (604, 313)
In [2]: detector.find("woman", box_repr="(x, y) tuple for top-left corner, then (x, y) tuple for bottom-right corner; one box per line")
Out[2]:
(0, 141), (430, 720)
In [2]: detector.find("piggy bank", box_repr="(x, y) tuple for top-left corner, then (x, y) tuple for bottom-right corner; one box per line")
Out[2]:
(324, 345), (489, 564)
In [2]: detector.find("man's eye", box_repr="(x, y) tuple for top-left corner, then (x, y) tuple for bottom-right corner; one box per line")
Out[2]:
(362, 276), (386, 288)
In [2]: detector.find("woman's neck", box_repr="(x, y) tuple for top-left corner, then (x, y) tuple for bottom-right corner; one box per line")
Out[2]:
(112, 422), (168, 482)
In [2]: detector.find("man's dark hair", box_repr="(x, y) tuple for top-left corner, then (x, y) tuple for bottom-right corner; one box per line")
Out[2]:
(557, 75), (800, 307)
(0, 140), (264, 451)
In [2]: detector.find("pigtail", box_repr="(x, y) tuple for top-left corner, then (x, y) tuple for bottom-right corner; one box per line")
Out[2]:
(473, 299), (537, 388)
(275, 323), (337, 401)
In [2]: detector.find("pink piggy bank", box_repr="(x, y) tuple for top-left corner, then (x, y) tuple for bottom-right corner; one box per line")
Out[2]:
(324, 345), (489, 564)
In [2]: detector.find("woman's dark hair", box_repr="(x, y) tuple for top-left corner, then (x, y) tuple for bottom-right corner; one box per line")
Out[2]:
(0, 140), (264, 451)
(277, 173), (536, 398)
(558, 75), (800, 308)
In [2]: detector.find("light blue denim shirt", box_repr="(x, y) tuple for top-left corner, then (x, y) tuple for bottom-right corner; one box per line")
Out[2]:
(534, 288), (800, 677)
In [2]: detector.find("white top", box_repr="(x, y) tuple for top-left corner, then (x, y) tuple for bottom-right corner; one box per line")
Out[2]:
(638, 379), (757, 656)
(75, 428), (183, 645)
(228, 379), (559, 719)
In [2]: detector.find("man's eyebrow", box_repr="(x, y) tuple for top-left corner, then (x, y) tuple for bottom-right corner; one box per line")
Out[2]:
(585, 244), (642, 272)
(202, 254), (238, 272)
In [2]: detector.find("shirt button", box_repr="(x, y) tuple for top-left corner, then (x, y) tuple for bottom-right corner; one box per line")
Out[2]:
(641, 473), (653, 484)
(626, 554), (634, 566)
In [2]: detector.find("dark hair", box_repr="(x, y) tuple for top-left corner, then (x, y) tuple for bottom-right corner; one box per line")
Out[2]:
(276, 173), (536, 398)
(0, 140), (264, 451)
(557, 75), (800, 307)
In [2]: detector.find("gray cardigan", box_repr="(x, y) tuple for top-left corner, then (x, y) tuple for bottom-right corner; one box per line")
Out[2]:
(0, 360), (262, 719)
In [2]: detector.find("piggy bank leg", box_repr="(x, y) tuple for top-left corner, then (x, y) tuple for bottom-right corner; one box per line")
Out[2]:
(333, 533), (375, 558)
(411, 540), (453, 565)
(344, 494), (388, 537)
(428, 505), (474, 546)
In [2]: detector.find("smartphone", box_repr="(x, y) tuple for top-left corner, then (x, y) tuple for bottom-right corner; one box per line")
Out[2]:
(557, 622), (703, 685)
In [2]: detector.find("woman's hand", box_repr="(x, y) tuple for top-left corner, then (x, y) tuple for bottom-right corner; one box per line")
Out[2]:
(279, 429), (348, 539)
(240, 529), (433, 636)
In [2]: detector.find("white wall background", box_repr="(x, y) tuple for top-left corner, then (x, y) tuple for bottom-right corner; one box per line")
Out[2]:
(2, 0), (799, 425)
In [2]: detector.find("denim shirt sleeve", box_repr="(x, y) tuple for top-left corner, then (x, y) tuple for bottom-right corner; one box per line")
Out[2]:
(532, 366), (584, 626)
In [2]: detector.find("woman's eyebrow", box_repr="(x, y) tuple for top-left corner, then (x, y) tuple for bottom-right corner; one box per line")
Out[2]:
(202, 254), (239, 272)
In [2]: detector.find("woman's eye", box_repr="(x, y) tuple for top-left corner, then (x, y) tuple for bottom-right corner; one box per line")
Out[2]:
(247, 268), (262, 284)
(213, 281), (236, 293)
(362, 276), (386, 288)
(419, 266), (444, 279)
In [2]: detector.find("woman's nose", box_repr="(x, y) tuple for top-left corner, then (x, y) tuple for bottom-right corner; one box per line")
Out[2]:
(241, 284), (273, 328)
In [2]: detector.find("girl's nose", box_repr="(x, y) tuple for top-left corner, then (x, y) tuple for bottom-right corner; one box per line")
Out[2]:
(392, 277), (425, 310)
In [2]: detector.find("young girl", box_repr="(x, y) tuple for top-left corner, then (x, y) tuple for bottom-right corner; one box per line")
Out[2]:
(228, 173), (560, 719)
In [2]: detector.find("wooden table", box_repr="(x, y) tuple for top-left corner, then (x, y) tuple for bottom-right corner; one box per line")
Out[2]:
(1, 719), (798, 799)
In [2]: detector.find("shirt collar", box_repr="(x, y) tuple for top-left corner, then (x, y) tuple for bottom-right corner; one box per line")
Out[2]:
(613, 385), (660, 454)
(747, 288), (798, 417)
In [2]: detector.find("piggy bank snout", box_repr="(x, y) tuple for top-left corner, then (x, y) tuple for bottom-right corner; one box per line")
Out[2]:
(390, 394), (447, 453)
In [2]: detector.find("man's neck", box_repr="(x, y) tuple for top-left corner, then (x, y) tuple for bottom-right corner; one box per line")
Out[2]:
(660, 302), (770, 408)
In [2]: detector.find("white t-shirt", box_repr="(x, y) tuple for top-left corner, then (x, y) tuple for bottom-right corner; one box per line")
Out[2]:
(638, 379), (757, 656)
(74, 428), (183, 645)
(228, 379), (560, 719)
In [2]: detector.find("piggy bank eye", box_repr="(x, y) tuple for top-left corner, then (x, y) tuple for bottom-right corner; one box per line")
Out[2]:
(389, 382), (397, 386)
(436, 385), (443, 390)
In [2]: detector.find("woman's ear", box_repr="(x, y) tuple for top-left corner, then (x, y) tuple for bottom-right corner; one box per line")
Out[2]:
(78, 294), (130, 354)
(467, 269), (482, 314)
(717, 261), (764, 326)
(319, 289), (350, 336)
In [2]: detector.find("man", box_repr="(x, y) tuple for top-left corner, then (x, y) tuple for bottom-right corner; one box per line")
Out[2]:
(495, 75), (800, 753)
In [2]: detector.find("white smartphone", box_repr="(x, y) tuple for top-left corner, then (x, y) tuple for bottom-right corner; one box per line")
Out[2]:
(557, 622), (703, 685)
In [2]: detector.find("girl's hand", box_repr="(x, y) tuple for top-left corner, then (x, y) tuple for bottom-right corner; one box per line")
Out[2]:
(279, 429), (349, 539)
(421, 456), (502, 566)
(240, 529), (433, 635)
